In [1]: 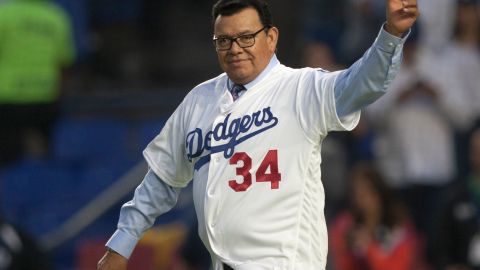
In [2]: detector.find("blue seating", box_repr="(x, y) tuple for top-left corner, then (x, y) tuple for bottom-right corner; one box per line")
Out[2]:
(52, 117), (130, 163)
(0, 159), (79, 237)
(0, 116), (183, 270)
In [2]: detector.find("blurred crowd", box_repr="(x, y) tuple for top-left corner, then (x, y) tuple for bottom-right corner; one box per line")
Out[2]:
(304, 0), (480, 269)
(0, 0), (479, 269)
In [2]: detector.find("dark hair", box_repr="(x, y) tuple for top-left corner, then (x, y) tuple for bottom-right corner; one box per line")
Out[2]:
(212, 0), (273, 28)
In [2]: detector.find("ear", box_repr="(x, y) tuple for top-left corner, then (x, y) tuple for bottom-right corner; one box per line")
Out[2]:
(267, 27), (279, 52)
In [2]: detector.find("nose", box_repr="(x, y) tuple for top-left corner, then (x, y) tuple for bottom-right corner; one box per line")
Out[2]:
(228, 39), (243, 54)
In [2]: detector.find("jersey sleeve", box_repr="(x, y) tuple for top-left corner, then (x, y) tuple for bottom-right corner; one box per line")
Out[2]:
(295, 69), (361, 142)
(295, 26), (408, 141)
(143, 98), (194, 188)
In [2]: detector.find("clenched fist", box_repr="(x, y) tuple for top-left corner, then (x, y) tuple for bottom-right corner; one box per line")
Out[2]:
(386, 0), (419, 37)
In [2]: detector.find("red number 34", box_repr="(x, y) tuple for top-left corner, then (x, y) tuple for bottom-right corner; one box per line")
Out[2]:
(228, 150), (282, 192)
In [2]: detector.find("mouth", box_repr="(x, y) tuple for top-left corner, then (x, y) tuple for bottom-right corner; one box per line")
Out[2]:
(227, 59), (248, 65)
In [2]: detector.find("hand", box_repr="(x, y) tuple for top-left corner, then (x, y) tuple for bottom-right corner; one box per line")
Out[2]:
(386, 0), (419, 37)
(97, 250), (128, 270)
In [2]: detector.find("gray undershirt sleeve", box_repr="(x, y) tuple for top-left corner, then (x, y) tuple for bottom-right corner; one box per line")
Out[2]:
(334, 24), (409, 117)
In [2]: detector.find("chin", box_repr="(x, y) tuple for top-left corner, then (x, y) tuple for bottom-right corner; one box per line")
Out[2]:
(228, 71), (251, 84)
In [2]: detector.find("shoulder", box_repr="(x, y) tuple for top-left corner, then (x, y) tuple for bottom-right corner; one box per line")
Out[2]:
(271, 65), (333, 84)
(281, 65), (340, 92)
(181, 73), (227, 104)
(190, 73), (226, 95)
(44, 2), (71, 25)
(275, 64), (329, 75)
(285, 65), (333, 79)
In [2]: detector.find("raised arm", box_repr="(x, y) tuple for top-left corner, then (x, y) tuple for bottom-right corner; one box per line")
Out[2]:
(334, 0), (419, 117)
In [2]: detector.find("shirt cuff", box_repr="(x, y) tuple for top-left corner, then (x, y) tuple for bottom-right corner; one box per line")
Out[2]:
(105, 229), (139, 259)
(374, 23), (410, 54)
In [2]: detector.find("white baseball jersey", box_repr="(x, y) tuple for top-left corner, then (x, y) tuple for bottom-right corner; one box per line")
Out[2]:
(107, 27), (407, 270)
(144, 62), (360, 269)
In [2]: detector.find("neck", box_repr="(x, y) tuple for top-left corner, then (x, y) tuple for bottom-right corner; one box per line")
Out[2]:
(230, 54), (279, 89)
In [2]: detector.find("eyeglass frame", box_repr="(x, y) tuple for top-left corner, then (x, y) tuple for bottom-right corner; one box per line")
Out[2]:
(212, 26), (270, 51)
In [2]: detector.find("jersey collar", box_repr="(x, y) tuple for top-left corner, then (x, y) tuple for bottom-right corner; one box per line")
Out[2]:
(228, 54), (280, 91)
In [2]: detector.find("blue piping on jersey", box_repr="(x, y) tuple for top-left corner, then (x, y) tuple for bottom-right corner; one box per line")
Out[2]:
(193, 117), (278, 171)
(193, 115), (277, 171)
(194, 155), (211, 171)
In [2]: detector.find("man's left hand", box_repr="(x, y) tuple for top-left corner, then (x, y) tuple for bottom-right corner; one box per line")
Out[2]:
(386, 0), (419, 37)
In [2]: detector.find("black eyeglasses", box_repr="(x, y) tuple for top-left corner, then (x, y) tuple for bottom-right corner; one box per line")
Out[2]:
(213, 27), (268, 51)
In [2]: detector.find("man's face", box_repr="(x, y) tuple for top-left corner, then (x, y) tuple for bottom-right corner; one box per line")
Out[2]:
(213, 7), (278, 85)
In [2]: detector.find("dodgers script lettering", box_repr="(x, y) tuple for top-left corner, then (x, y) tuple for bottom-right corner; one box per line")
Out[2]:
(186, 107), (278, 169)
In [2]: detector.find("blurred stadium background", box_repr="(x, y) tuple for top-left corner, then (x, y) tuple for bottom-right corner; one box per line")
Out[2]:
(0, 0), (479, 269)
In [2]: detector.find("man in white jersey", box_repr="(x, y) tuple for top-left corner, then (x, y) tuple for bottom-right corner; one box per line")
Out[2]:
(97, 0), (418, 269)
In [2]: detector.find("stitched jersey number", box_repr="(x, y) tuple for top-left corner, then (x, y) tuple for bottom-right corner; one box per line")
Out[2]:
(228, 150), (281, 192)
(228, 152), (252, 192)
